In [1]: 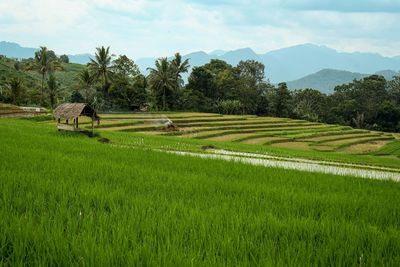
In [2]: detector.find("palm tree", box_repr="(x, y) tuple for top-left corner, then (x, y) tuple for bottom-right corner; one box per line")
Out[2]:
(88, 46), (113, 95)
(147, 58), (175, 111)
(47, 74), (60, 108)
(27, 46), (62, 105)
(78, 69), (94, 102)
(171, 53), (190, 90)
(8, 78), (23, 104)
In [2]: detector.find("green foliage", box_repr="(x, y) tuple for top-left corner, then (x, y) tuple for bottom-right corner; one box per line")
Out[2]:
(268, 82), (292, 117)
(147, 57), (175, 110)
(7, 77), (24, 105)
(25, 46), (63, 105)
(112, 54), (140, 77)
(216, 99), (242, 114)
(70, 90), (84, 103)
(88, 46), (113, 95)
(59, 54), (69, 63)
(293, 88), (327, 121)
(47, 74), (60, 108)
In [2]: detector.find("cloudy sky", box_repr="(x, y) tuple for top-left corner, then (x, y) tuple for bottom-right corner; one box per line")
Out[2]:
(0, 0), (399, 58)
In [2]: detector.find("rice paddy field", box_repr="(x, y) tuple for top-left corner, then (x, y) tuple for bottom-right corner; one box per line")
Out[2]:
(78, 112), (400, 163)
(1, 113), (400, 265)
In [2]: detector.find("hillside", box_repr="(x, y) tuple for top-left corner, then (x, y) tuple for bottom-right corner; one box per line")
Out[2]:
(287, 69), (400, 93)
(0, 56), (85, 98)
(287, 69), (368, 93)
(0, 41), (92, 64)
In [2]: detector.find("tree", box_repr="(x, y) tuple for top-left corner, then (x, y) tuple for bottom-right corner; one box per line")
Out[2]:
(112, 55), (140, 77)
(59, 54), (69, 63)
(47, 74), (60, 108)
(78, 69), (94, 102)
(171, 53), (190, 90)
(7, 77), (24, 104)
(292, 88), (327, 121)
(269, 82), (292, 117)
(237, 60), (265, 84)
(186, 66), (213, 99)
(147, 58), (175, 110)
(216, 99), (242, 115)
(235, 60), (267, 114)
(330, 75), (389, 129)
(388, 75), (400, 105)
(14, 61), (21, 71)
(88, 46), (113, 96)
(70, 90), (84, 103)
(26, 46), (63, 105)
(109, 74), (147, 110)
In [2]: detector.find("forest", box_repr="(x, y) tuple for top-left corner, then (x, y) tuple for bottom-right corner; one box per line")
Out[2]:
(1, 46), (399, 132)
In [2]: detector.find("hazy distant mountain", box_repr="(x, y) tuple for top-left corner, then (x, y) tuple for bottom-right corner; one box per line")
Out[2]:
(0, 41), (92, 64)
(286, 69), (368, 93)
(2, 41), (400, 84)
(209, 49), (228, 56)
(286, 69), (400, 94)
(0, 41), (37, 59)
(375, 70), (400, 80)
(68, 54), (92, 65)
(135, 44), (400, 83)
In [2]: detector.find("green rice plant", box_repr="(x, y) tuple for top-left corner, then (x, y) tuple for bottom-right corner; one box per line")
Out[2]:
(175, 119), (290, 128)
(373, 140), (400, 156)
(95, 120), (144, 128)
(314, 133), (383, 144)
(194, 125), (333, 139)
(1, 119), (400, 266)
(168, 122), (323, 137)
(233, 126), (345, 143)
(22, 114), (53, 122)
(286, 129), (365, 140)
(335, 136), (396, 150)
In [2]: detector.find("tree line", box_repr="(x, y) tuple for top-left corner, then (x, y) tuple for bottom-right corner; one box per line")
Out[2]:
(1, 46), (399, 132)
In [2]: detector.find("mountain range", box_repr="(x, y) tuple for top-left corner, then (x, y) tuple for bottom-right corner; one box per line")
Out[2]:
(1, 41), (399, 93)
(286, 69), (400, 93)
(0, 41), (92, 65)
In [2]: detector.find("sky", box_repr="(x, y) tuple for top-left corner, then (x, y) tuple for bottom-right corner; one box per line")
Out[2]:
(0, 0), (399, 58)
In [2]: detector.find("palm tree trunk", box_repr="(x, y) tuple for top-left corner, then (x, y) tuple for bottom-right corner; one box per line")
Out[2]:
(41, 72), (45, 105)
(163, 87), (166, 111)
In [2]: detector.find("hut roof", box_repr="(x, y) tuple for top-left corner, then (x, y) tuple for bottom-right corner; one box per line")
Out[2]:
(53, 103), (99, 120)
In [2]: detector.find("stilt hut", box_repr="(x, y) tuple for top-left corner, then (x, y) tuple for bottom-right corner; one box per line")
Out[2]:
(53, 103), (100, 133)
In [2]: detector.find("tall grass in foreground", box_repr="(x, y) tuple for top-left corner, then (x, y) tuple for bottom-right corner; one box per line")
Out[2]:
(1, 119), (400, 266)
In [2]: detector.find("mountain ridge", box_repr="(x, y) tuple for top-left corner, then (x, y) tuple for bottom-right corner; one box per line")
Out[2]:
(286, 68), (400, 94)
(1, 41), (400, 83)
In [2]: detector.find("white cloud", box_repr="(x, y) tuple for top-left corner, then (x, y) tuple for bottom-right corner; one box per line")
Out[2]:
(0, 0), (399, 58)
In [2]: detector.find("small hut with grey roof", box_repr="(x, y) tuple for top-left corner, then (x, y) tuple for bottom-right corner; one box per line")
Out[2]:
(53, 103), (100, 132)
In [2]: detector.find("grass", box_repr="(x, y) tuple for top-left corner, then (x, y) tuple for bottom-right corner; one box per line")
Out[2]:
(1, 118), (400, 265)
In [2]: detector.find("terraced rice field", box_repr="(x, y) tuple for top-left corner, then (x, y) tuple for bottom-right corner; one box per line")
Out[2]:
(89, 112), (398, 155)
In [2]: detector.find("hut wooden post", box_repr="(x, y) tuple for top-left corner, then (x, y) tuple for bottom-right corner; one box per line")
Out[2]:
(76, 117), (79, 129)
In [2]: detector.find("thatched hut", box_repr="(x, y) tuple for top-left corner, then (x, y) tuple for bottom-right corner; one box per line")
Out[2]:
(53, 103), (100, 132)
